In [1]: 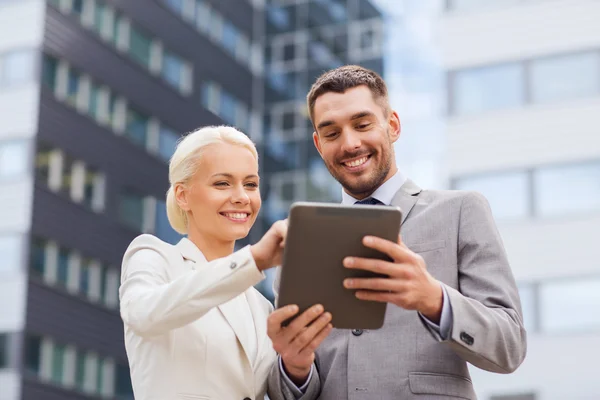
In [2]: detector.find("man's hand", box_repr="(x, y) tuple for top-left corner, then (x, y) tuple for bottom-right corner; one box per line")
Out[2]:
(343, 235), (443, 323)
(267, 304), (333, 386)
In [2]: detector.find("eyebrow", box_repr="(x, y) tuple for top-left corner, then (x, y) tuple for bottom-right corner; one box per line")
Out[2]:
(316, 111), (376, 130)
(211, 173), (259, 180)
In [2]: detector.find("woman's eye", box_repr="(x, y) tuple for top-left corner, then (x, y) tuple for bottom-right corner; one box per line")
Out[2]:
(215, 182), (229, 187)
(245, 182), (259, 188)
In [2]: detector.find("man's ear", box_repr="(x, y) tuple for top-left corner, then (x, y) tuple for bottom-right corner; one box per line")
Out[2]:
(388, 110), (401, 143)
(312, 131), (323, 158)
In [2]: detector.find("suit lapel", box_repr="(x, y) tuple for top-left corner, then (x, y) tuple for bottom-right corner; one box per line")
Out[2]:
(245, 289), (267, 365)
(217, 296), (254, 367)
(175, 238), (254, 367)
(391, 178), (422, 225)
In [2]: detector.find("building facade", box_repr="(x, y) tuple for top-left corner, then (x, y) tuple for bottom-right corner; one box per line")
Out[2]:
(0, 0), (263, 399)
(439, 0), (600, 399)
(252, 0), (385, 299)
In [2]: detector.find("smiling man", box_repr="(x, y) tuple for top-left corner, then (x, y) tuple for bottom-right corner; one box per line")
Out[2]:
(266, 65), (527, 400)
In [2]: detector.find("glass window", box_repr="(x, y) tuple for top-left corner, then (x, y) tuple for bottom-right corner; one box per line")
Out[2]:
(448, 0), (522, 12)
(161, 50), (184, 90)
(517, 283), (537, 333)
(80, 258), (92, 297)
(158, 126), (179, 162)
(155, 200), (182, 245)
(1, 49), (37, 87)
(24, 335), (41, 375)
(97, 357), (105, 395)
(222, 21), (239, 55)
(42, 55), (58, 92)
(125, 108), (149, 147)
(453, 171), (530, 220)
(35, 143), (53, 186)
(452, 63), (524, 116)
(0, 140), (29, 180)
(60, 154), (75, 198)
(107, 92), (119, 129)
(0, 234), (22, 275)
(266, 4), (290, 29)
(490, 394), (536, 400)
(235, 34), (250, 62)
(128, 26), (152, 68)
(534, 161), (600, 217)
(235, 104), (249, 132)
(66, 67), (81, 107)
(119, 191), (145, 231)
(88, 82), (102, 121)
(29, 238), (46, 277)
(115, 363), (134, 400)
(93, 2), (107, 36)
(195, 1), (212, 34)
(0, 334), (7, 368)
(540, 277), (600, 333)
(209, 11), (223, 43)
(530, 52), (600, 104)
(51, 342), (66, 384)
(83, 168), (102, 210)
(99, 266), (108, 305)
(71, 0), (83, 15)
(220, 92), (237, 124)
(56, 247), (69, 287)
(75, 351), (86, 391)
(165, 0), (184, 15)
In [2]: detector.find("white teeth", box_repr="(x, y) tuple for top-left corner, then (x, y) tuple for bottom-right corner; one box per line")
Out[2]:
(224, 213), (248, 220)
(345, 156), (368, 167)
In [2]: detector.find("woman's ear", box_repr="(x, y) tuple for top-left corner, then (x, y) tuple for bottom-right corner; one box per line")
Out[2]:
(174, 183), (191, 212)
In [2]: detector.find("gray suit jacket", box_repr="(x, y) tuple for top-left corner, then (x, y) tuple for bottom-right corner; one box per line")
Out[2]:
(268, 180), (527, 400)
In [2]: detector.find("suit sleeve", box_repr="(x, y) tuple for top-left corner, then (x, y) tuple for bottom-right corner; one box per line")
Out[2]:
(119, 234), (264, 338)
(266, 267), (321, 400)
(421, 191), (527, 373)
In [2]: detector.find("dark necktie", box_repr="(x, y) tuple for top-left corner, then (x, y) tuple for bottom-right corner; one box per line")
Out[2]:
(354, 197), (383, 206)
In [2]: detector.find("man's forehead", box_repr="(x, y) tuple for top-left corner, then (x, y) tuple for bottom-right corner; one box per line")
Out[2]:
(314, 87), (379, 122)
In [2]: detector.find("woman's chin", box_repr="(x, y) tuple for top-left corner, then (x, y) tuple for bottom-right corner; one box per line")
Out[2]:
(227, 227), (251, 241)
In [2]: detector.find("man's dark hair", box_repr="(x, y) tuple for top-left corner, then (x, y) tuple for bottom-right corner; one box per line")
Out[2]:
(307, 65), (390, 124)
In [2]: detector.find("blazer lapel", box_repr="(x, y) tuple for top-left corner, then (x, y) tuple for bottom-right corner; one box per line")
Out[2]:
(391, 178), (422, 225)
(217, 296), (254, 367)
(245, 289), (267, 365)
(176, 238), (254, 367)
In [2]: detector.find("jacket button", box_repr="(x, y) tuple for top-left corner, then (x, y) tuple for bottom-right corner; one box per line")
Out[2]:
(230, 261), (237, 269)
(351, 329), (363, 336)
(460, 331), (474, 345)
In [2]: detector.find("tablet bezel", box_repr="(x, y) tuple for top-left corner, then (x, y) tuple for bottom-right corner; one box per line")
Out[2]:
(276, 201), (402, 330)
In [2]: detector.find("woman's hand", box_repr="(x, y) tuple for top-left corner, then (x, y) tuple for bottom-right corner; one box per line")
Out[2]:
(250, 219), (288, 271)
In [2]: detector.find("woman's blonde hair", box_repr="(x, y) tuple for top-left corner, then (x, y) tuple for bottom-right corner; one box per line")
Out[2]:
(166, 125), (258, 234)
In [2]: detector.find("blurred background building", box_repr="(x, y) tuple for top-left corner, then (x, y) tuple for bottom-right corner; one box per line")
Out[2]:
(0, 0), (262, 398)
(1, 0), (599, 399)
(440, 0), (600, 399)
(248, 0), (385, 299)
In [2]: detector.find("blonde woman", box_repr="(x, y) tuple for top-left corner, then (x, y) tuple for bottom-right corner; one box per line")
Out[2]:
(119, 126), (297, 400)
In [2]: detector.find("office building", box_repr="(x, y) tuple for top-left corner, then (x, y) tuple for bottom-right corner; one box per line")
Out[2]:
(253, 0), (385, 299)
(439, 0), (600, 399)
(0, 0), (263, 398)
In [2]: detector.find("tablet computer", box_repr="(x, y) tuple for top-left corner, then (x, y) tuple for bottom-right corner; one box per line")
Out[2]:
(277, 201), (402, 330)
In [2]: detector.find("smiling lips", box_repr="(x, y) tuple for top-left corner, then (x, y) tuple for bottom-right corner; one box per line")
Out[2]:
(342, 155), (370, 170)
(220, 212), (251, 222)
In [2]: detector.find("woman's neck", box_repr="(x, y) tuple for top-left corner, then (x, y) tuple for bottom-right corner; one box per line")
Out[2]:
(186, 230), (235, 261)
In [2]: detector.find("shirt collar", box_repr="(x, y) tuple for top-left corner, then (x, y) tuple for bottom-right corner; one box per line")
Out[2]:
(341, 170), (408, 206)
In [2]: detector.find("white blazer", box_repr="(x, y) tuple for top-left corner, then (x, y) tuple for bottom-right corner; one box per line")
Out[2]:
(119, 234), (277, 400)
